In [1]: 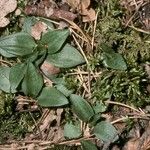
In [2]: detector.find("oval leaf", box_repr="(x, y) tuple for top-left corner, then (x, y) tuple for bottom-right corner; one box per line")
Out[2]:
(0, 66), (10, 93)
(41, 29), (70, 54)
(0, 32), (37, 57)
(64, 122), (82, 139)
(22, 17), (37, 34)
(101, 44), (127, 70)
(69, 94), (95, 122)
(9, 63), (27, 93)
(22, 62), (43, 97)
(81, 141), (98, 150)
(103, 52), (127, 70)
(37, 87), (69, 107)
(93, 121), (118, 142)
(55, 84), (73, 97)
(46, 44), (85, 68)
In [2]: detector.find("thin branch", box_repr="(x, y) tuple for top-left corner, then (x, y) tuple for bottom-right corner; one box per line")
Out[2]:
(111, 116), (150, 124)
(105, 100), (141, 113)
(129, 25), (150, 34)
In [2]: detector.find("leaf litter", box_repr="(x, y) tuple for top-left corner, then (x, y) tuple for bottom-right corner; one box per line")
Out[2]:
(66, 0), (96, 22)
(0, 0), (17, 27)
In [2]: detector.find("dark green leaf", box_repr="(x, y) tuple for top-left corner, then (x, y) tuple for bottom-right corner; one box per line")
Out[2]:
(0, 50), (15, 58)
(64, 122), (82, 139)
(50, 77), (66, 85)
(0, 32), (37, 57)
(35, 51), (47, 66)
(55, 84), (73, 97)
(37, 87), (69, 107)
(24, 50), (46, 66)
(101, 44), (127, 70)
(22, 62), (43, 97)
(24, 51), (39, 63)
(89, 114), (101, 126)
(41, 29), (69, 54)
(9, 63), (27, 93)
(103, 53), (127, 70)
(81, 141), (98, 150)
(93, 121), (118, 142)
(69, 94), (95, 122)
(46, 44), (85, 68)
(101, 44), (113, 53)
(0, 66), (10, 93)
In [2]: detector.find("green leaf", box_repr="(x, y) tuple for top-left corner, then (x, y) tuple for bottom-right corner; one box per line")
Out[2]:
(89, 114), (101, 126)
(35, 51), (47, 66)
(22, 62), (43, 97)
(22, 17), (37, 34)
(101, 44), (127, 70)
(0, 66), (10, 93)
(24, 50), (46, 65)
(81, 141), (98, 150)
(93, 101), (107, 114)
(0, 32), (37, 57)
(103, 53), (127, 70)
(69, 94), (95, 122)
(41, 29), (69, 54)
(46, 44), (85, 68)
(64, 122), (82, 139)
(93, 121), (118, 142)
(101, 44), (113, 53)
(0, 50), (15, 58)
(9, 63), (27, 93)
(55, 84), (73, 97)
(37, 87), (69, 107)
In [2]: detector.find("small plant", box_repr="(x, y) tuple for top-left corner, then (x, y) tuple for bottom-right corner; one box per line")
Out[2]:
(0, 16), (120, 148)
(0, 0), (149, 149)
(0, 17), (85, 106)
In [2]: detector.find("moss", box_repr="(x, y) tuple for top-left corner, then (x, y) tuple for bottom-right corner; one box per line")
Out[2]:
(0, 91), (40, 143)
(93, 0), (150, 107)
(0, 91), (15, 115)
(96, 0), (150, 66)
(93, 67), (150, 107)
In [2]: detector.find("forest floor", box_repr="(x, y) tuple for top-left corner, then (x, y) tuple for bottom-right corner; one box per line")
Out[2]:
(0, 0), (150, 150)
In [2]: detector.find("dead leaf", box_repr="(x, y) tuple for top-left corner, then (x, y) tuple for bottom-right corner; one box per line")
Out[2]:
(123, 138), (140, 150)
(82, 8), (96, 22)
(32, 108), (65, 142)
(25, 0), (77, 21)
(66, 0), (80, 9)
(31, 21), (47, 40)
(82, 0), (90, 9)
(123, 123), (150, 150)
(15, 8), (21, 16)
(40, 61), (60, 76)
(0, 0), (17, 27)
(80, 0), (96, 22)
(66, 0), (96, 22)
